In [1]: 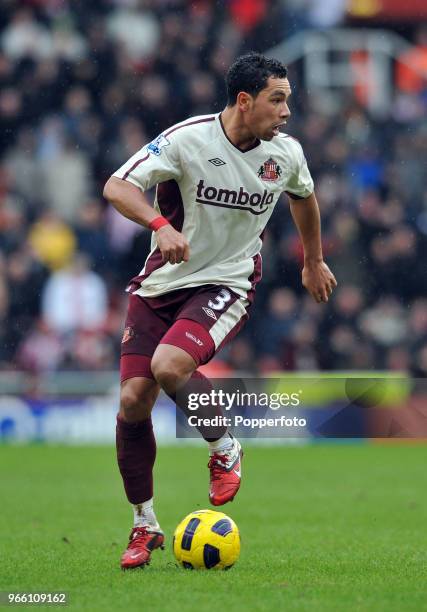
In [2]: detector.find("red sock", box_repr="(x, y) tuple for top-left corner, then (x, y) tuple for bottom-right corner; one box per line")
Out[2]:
(116, 416), (156, 504)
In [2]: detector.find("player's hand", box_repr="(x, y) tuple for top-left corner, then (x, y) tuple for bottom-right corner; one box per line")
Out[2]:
(302, 260), (337, 303)
(155, 225), (190, 265)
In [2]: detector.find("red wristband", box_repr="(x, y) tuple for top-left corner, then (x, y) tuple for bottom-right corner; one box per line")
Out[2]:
(149, 216), (169, 232)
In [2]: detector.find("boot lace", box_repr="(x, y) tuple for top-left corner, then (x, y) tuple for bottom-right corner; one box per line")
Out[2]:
(208, 452), (229, 480)
(128, 526), (149, 549)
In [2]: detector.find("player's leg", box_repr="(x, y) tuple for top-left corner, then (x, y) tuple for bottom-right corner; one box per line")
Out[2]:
(151, 285), (249, 505)
(118, 295), (169, 569)
(150, 336), (228, 441)
(117, 370), (160, 521)
(117, 369), (165, 569)
(151, 329), (242, 506)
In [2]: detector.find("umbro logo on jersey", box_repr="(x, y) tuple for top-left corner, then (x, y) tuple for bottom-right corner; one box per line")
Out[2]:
(208, 158), (226, 166)
(202, 307), (217, 320)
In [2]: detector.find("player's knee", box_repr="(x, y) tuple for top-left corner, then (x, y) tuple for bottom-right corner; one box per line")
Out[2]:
(151, 365), (181, 396)
(151, 355), (194, 397)
(120, 384), (155, 422)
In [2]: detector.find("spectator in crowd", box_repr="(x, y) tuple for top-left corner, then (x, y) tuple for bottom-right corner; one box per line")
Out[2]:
(28, 208), (76, 271)
(7, 248), (48, 357)
(0, 258), (11, 365)
(74, 198), (112, 275)
(396, 25), (427, 95)
(17, 321), (65, 373)
(41, 252), (108, 335)
(255, 288), (299, 370)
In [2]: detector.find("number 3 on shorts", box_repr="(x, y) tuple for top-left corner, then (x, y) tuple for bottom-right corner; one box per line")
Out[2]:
(208, 288), (231, 311)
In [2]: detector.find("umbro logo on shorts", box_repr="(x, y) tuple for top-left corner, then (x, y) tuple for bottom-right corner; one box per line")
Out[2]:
(185, 332), (204, 346)
(202, 307), (217, 320)
(208, 158), (226, 166)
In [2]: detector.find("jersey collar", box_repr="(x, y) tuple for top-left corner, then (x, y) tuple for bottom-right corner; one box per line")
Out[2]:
(217, 113), (261, 154)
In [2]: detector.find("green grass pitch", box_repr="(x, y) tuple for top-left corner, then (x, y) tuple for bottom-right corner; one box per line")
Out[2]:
(1, 444), (426, 611)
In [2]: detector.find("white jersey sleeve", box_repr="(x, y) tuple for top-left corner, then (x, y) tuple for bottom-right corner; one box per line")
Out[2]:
(112, 132), (182, 191)
(283, 138), (314, 200)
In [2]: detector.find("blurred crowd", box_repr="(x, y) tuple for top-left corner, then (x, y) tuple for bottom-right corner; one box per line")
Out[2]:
(0, 0), (426, 376)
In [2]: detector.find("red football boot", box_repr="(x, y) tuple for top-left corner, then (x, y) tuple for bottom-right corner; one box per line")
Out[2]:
(120, 526), (165, 569)
(208, 436), (243, 506)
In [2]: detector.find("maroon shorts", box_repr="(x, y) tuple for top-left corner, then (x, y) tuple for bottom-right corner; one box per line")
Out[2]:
(120, 284), (250, 381)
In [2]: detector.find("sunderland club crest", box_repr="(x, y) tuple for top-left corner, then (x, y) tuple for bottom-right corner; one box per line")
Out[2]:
(258, 157), (282, 181)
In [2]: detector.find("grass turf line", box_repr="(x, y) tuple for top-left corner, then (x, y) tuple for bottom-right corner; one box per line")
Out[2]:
(0, 444), (426, 611)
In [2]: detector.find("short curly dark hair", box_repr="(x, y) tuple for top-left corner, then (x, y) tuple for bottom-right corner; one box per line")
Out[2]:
(226, 52), (288, 106)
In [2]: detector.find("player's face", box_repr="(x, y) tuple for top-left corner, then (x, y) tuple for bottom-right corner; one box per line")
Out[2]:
(245, 77), (292, 141)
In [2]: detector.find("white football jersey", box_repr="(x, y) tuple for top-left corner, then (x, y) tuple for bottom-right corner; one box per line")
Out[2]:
(113, 113), (314, 299)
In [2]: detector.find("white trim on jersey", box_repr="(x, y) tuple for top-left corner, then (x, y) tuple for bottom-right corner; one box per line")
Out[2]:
(209, 298), (249, 349)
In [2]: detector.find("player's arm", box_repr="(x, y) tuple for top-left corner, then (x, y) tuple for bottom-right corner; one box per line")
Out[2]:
(103, 177), (189, 265)
(288, 191), (337, 303)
